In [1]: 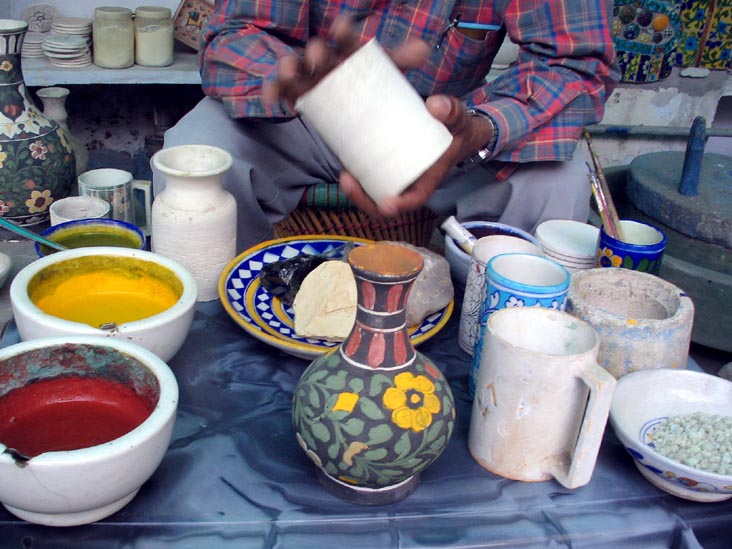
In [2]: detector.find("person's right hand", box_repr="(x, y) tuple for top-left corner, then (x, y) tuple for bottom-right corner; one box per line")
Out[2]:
(262, 15), (431, 110)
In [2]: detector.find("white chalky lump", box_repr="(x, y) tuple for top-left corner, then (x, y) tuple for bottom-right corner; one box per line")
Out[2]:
(293, 261), (357, 341)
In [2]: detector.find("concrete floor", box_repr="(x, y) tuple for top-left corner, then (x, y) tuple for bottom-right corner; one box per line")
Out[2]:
(1, 228), (729, 377)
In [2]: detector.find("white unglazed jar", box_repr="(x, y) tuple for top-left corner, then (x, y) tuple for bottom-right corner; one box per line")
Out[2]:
(93, 6), (134, 68)
(134, 6), (174, 67)
(151, 145), (237, 302)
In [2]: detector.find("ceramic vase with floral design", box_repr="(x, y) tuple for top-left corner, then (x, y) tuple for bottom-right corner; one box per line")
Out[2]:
(292, 242), (456, 505)
(0, 20), (75, 226)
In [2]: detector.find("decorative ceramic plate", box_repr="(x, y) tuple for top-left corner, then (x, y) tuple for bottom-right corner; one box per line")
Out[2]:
(219, 235), (454, 360)
(21, 4), (58, 33)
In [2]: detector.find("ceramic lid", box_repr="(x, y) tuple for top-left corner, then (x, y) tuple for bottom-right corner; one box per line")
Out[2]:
(135, 6), (172, 20)
(94, 7), (132, 20)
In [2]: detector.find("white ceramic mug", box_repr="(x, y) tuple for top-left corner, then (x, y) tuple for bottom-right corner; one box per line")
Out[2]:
(468, 307), (616, 489)
(49, 196), (111, 226)
(295, 39), (452, 204)
(458, 235), (543, 355)
(77, 168), (152, 235)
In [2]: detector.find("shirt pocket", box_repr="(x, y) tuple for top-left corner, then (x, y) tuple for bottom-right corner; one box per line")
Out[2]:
(419, 24), (505, 98)
(440, 23), (505, 71)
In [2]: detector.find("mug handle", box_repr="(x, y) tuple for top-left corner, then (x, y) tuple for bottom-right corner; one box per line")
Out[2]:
(550, 363), (617, 489)
(132, 180), (153, 236)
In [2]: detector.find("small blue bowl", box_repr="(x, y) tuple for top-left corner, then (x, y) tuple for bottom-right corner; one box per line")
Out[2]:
(596, 220), (667, 275)
(35, 218), (146, 258)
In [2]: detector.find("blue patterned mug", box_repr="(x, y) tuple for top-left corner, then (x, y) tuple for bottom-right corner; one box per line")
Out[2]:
(469, 253), (571, 398)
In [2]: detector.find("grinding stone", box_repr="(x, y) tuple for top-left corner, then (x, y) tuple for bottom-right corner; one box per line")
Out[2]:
(627, 152), (732, 249)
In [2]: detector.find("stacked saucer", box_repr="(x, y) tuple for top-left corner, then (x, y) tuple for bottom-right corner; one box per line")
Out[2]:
(534, 219), (599, 273)
(50, 17), (92, 43)
(21, 32), (46, 58)
(42, 33), (92, 68)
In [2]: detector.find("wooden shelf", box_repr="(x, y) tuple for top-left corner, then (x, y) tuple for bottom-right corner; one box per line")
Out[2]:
(21, 51), (201, 86)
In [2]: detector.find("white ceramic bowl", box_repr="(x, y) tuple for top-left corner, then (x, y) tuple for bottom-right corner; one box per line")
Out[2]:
(444, 220), (541, 287)
(0, 336), (178, 526)
(610, 368), (732, 502)
(535, 219), (599, 261)
(10, 247), (197, 362)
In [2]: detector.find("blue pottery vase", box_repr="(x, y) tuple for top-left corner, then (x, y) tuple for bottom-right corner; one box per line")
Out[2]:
(292, 242), (456, 505)
(0, 20), (75, 226)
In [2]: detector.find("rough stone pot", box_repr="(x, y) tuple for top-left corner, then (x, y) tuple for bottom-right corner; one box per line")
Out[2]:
(566, 268), (694, 379)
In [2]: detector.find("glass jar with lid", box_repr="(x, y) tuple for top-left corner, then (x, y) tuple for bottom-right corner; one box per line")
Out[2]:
(134, 6), (174, 67)
(93, 6), (134, 69)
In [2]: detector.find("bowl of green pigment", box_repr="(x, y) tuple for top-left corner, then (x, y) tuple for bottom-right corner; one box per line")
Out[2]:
(10, 247), (197, 361)
(35, 218), (146, 257)
(0, 336), (178, 526)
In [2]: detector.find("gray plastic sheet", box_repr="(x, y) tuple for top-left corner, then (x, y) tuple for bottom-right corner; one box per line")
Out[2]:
(0, 299), (729, 548)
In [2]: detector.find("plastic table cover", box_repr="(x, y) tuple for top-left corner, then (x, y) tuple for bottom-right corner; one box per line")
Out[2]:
(0, 299), (730, 548)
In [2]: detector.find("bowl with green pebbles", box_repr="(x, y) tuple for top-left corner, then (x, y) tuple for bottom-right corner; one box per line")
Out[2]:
(610, 368), (732, 502)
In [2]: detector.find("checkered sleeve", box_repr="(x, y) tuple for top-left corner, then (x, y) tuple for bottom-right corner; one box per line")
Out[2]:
(200, 0), (312, 118)
(465, 0), (620, 169)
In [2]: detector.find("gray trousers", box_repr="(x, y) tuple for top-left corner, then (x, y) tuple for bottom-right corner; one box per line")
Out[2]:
(152, 97), (591, 253)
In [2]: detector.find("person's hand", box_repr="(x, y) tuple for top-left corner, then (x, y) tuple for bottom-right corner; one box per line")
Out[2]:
(340, 95), (497, 217)
(263, 16), (430, 109)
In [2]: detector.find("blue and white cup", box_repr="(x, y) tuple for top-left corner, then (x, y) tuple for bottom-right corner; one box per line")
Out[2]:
(469, 253), (571, 398)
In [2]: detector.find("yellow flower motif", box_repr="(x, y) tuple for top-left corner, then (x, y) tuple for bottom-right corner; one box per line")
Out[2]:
(343, 441), (368, 466)
(382, 372), (441, 433)
(332, 392), (359, 413)
(0, 60), (12, 72)
(25, 189), (53, 213)
(598, 247), (622, 268)
(0, 147), (6, 168)
(58, 130), (72, 153)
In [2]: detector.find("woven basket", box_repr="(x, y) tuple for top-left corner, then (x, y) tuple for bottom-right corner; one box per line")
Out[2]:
(274, 183), (438, 248)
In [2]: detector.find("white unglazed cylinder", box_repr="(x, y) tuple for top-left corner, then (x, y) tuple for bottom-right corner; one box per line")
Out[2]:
(151, 145), (236, 302)
(295, 39), (452, 204)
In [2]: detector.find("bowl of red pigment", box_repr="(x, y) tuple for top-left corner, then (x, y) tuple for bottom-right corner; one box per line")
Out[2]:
(0, 336), (178, 526)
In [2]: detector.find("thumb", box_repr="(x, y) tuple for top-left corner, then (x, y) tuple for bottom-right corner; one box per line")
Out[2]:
(426, 95), (465, 131)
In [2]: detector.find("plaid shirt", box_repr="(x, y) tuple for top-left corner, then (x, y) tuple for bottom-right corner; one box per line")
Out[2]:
(200, 0), (618, 177)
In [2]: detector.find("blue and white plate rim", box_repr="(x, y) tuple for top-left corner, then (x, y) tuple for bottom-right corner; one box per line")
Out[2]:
(218, 235), (454, 360)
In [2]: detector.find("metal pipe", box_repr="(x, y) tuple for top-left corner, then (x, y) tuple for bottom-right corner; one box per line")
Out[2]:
(587, 124), (732, 139)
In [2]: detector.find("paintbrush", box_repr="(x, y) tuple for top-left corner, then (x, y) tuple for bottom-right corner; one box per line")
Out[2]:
(0, 217), (67, 251)
(583, 130), (624, 240)
(586, 163), (617, 239)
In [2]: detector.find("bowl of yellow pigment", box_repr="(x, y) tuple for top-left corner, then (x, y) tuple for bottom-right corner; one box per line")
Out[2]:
(35, 218), (146, 258)
(10, 248), (198, 362)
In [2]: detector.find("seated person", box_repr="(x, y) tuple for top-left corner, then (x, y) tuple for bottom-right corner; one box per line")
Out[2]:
(153, 1), (619, 253)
